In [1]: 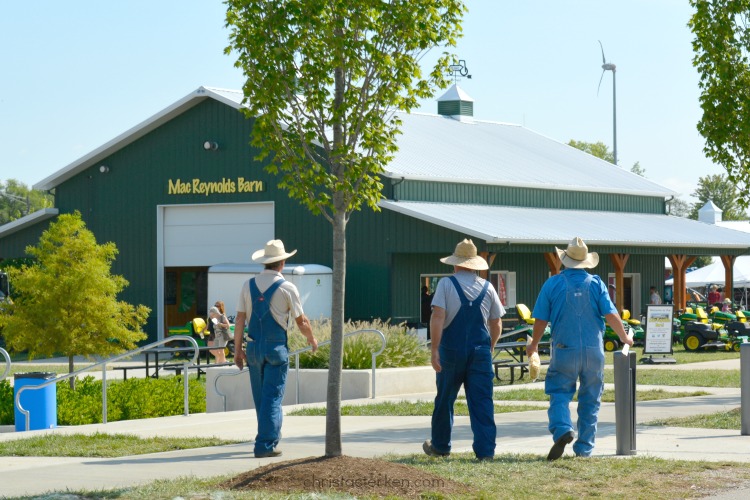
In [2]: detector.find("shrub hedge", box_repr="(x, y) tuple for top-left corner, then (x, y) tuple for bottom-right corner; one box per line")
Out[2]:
(0, 320), (429, 426)
(0, 375), (205, 426)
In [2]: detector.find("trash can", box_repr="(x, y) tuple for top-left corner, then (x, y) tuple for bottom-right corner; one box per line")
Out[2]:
(14, 372), (57, 432)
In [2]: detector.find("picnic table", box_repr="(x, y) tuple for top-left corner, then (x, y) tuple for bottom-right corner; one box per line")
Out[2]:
(492, 341), (550, 383)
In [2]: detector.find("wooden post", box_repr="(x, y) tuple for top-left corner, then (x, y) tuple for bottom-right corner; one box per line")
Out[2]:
(668, 255), (696, 311)
(478, 252), (496, 280)
(609, 253), (630, 313)
(544, 252), (561, 275)
(721, 255), (737, 302)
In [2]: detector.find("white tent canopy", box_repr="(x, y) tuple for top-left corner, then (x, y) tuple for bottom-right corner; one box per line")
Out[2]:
(665, 255), (750, 287)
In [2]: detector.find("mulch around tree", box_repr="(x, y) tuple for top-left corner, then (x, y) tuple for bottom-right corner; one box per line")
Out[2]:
(223, 455), (473, 498)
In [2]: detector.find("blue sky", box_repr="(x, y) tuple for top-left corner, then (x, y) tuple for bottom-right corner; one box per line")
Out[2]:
(0, 1), (723, 202)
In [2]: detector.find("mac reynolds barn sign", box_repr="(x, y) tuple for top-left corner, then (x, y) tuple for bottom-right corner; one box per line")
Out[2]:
(167, 177), (265, 196)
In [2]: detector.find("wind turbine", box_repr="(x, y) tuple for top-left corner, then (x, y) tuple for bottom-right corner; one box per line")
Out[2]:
(597, 40), (617, 166)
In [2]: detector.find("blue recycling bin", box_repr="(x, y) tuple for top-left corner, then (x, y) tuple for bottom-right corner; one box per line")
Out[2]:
(14, 372), (57, 432)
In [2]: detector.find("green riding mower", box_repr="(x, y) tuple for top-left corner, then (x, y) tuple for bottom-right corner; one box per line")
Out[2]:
(602, 309), (645, 352)
(674, 306), (748, 352)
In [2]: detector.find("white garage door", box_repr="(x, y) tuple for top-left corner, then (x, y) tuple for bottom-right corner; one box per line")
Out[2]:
(161, 202), (274, 266)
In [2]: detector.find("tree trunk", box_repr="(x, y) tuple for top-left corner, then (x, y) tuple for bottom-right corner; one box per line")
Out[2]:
(325, 208), (346, 457)
(68, 355), (75, 390)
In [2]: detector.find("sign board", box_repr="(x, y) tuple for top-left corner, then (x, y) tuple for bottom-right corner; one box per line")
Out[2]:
(643, 305), (674, 355)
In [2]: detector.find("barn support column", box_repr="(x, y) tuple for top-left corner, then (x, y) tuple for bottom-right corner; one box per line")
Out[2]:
(544, 252), (561, 276)
(610, 253), (629, 313)
(478, 252), (496, 280)
(668, 255), (696, 311)
(720, 255), (737, 302)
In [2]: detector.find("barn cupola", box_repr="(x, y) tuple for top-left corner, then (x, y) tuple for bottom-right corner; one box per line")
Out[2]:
(437, 84), (474, 119)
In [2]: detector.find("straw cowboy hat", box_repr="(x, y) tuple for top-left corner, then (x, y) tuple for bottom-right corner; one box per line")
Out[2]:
(440, 239), (489, 271)
(556, 236), (599, 269)
(252, 239), (297, 264)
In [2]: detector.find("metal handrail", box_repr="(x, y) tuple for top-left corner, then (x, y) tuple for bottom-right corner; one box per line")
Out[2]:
(213, 328), (387, 412)
(0, 347), (11, 382)
(15, 335), (199, 431)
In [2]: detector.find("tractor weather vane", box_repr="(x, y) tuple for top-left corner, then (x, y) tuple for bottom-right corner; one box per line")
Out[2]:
(597, 40), (617, 166)
(448, 59), (471, 84)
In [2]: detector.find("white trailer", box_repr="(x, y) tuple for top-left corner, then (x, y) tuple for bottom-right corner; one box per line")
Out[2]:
(207, 263), (332, 321)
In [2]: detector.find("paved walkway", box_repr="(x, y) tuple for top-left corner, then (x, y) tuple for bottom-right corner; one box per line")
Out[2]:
(0, 358), (749, 497)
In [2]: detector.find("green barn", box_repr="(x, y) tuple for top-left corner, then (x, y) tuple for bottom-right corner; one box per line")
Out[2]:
(2, 85), (750, 342)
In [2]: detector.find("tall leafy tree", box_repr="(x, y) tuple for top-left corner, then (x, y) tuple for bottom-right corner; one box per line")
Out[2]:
(689, 1), (750, 207)
(0, 212), (149, 387)
(667, 197), (692, 218)
(567, 140), (644, 175)
(568, 140), (615, 163)
(688, 173), (747, 220)
(0, 179), (53, 224)
(225, 0), (465, 456)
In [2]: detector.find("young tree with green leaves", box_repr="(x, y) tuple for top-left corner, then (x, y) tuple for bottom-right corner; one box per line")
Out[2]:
(0, 179), (53, 225)
(0, 212), (149, 388)
(567, 140), (645, 175)
(688, 173), (747, 220)
(568, 140), (615, 163)
(689, 1), (750, 207)
(225, 0), (465, 456)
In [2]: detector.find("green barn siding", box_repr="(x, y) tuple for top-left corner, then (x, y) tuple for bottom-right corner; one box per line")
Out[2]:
(53, 100), (333, 341)
(437, 100), (473, 117)
(389, 250), (667, 323)
(0, 220), (56, 261)
(5, 97), (732, 343)
(392, 180), (665, 214)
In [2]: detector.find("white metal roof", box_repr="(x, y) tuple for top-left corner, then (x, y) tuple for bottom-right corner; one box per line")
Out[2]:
(379, 200), (750, 250)
(0, 208), (59, 238)
(386, 111), (674, 197)
(437, 84), (474, 102)
(33, 86), (676, 200)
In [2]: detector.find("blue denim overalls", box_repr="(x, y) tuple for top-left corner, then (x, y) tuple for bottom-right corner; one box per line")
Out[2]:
(246, 278), (289, 456)
(431, 276), (496, 458)
(545, 271), (606, 457)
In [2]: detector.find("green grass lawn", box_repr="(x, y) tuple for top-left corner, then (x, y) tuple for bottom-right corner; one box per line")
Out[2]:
(0, 432), (242, 457)
(288, 399), (545, 416)
(483, 388), (708, 403)
(645, 407), (742, 429)
(37, 453), (750, 499)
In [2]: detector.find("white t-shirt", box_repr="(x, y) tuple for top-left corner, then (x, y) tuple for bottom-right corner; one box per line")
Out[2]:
(236, 269), (305, 329)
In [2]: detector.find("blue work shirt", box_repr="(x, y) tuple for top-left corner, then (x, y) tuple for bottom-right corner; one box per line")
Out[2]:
(532, 268), (617, 343)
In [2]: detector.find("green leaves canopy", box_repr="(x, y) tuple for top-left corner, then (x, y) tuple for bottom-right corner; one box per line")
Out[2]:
(689, 0), (750, 207)
(0, 212), (149, 360)
(225, 0), (465, 220)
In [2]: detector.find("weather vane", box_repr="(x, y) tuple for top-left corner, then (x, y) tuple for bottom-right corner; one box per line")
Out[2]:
(448, 59), (471, 83)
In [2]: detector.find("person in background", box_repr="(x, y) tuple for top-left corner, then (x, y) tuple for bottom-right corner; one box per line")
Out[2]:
(608, 283), (616, 306)
(527, 237), (633, 460)
(722, 297), (733, 312)
(708, 284), (722, 307)
(208, 301), (231, 363)
(234, 239), (318, 458)
(649, 286), (662, 305)
(423, 238), (504, 461)
(421, 285), (432, 340)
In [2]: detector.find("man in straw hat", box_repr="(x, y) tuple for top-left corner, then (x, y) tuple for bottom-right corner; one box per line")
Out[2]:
(422, 239), (505, 461)
(526, 237), (633, 460)
(234, 239), (318, 458)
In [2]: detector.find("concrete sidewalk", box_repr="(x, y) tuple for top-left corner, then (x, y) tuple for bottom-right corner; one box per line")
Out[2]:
(1, 356), (748, 497)
(0, 383), (748, 497)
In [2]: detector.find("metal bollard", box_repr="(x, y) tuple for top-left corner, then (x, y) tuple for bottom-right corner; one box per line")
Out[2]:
(742, 343), (750, 435)
(613, 344), (637, 455)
